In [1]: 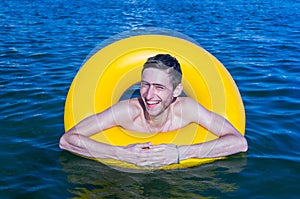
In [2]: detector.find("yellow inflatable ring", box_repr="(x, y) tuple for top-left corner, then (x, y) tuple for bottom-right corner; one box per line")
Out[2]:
(64, 35), (245, 170)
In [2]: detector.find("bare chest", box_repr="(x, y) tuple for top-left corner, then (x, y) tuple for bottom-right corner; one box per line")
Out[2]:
(123, 113), (189, 133)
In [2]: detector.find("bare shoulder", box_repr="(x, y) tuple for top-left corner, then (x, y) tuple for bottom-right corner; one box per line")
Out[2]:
(110, 98), (142, 124)
(175, 97), (210, 123)
(127, 98), (143, 118)
(176, 97), (204, 110)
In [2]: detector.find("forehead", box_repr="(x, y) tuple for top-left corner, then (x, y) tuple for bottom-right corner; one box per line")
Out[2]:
(141, 68), (172, 86)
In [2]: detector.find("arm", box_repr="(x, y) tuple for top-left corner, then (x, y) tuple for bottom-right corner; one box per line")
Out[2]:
(59, 100), (154, 166)
(59, 101), (120, 158)
(178, 97), (248, 160)
(59, 108), (118, 159)
(140, 98), (248, 167)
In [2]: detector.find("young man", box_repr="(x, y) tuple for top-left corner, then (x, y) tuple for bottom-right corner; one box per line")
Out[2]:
(59, 54), (248, 167)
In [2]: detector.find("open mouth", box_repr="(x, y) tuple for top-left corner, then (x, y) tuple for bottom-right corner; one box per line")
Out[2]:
(145, 100), (160, 109)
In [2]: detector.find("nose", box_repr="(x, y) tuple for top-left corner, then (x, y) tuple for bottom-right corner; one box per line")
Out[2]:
(145, 85), (155, 99)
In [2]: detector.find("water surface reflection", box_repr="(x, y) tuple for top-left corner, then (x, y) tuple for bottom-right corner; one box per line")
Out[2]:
(60, 152), (247, 198)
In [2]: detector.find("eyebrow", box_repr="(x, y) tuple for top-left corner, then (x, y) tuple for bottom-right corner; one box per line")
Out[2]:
(141, 81), (166, 88)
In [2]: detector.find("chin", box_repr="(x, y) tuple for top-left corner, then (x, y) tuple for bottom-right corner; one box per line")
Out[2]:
(146, 108), (164, 118)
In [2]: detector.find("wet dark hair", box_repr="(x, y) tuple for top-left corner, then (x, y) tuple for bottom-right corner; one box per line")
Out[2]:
(142, 54), (182, 88)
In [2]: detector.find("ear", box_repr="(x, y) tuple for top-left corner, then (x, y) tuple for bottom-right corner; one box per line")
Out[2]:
(173, 83), (183, 97)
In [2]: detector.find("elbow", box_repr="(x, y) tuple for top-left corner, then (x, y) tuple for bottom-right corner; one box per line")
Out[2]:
(59, 133), (69, 150)
(228, 130), (248, 153)
(59, 133), (81, 152)
(223, 133), (248, 154)
(239, 136), (248, 153)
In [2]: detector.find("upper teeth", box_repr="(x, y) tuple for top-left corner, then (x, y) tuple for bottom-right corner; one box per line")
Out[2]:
(147, 101), (158, 104)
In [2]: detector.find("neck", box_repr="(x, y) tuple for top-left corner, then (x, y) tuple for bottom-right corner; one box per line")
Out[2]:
(144, 107), (171, 132)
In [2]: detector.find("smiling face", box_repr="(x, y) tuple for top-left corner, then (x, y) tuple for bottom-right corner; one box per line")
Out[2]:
(140, 68), (181, 119)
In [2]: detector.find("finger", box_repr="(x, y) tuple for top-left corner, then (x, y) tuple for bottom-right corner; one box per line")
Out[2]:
(147, 147), (165, 153)
(138, 142), (152, 149)
(137, 157), (164, 167)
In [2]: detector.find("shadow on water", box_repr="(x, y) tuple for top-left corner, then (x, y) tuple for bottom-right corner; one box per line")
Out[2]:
(59, 152), (247, 198)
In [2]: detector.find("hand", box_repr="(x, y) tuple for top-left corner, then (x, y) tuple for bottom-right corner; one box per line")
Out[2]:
(142, 144), (179, 167)
(117, 142), (152, 166)
(119, 143), (179, 167)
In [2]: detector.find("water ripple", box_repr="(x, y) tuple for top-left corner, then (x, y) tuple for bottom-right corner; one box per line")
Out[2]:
(1, 0), (300, 198)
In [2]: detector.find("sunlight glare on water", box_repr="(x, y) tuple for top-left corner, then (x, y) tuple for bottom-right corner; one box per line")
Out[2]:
(0, 0), (299, 198)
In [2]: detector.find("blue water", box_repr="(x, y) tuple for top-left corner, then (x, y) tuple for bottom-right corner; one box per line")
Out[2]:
(1, 0), (299, 198)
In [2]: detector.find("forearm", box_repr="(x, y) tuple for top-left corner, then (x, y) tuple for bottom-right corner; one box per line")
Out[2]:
(59, 133), (154, 166)
(59, 133), (121, 159)
(178, 134), (248, 160)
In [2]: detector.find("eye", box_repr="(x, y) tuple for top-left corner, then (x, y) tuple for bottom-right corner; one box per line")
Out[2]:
(155, 85), (165, 90)
(141, 82), (149, 88)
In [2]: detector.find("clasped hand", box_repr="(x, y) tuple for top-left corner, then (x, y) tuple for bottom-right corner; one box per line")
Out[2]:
(119, 142), (179, 167)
